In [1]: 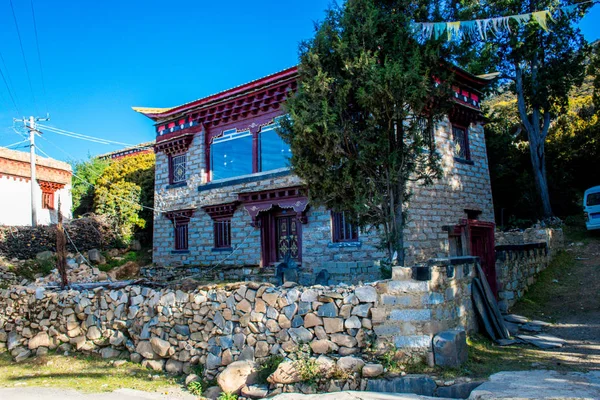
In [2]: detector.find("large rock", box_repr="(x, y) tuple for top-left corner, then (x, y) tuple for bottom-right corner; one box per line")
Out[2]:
(142, 359), (165, 371)
(150, 337), (172, 358)
(100, 347), (121, 359)
(288, 327), (313, 344)
(268, 360), (301, 384)
(86, 326), (102, 340)
(165, 359), (184, 374)
(241, 384), (269, 399)
(330, 334), (357, 348)
(310, 339), (336, 354)
(217, 360), (258, 394)
(433, 330), (467, 368)
(28, 332), (50, 350)
(355, 286), (378, 302)
(362, 363), (384, 378)
(337, 356), (365, 372)
(88, 249), (106, 265)
(135, 341), (157, 359)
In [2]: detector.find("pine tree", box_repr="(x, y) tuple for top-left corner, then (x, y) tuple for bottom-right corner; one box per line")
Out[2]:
(279, 0), (453, 265)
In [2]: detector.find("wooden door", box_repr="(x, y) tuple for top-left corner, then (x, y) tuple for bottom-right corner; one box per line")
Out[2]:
(276, 216), (300, 261)
(470, 223), (497, 297)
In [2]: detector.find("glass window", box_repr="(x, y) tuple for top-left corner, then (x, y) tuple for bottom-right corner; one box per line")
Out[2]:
(332, 211), (359, 242)
(211, 130), (253, 180)
(170, 154), (187, 184)
(174, 222), (188, 250)
(452, 126), (470, 160)
(587, 193), (600, 206)
(214, 220), (232, 249)
(260, 124), (291, 172)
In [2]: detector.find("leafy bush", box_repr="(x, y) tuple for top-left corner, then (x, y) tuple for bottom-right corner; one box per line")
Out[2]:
(11, 258), (55, 281)
(93, 153), (155, 244)
(71, 157), (110, 217)
(217, 392), (237, 400)
(186, 381), (203, 396)
(295, 354), (319, 386)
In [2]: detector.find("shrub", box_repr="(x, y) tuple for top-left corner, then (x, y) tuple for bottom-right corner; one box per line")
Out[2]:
(256, 355), (284, 384)
(186, 381), (203, 396)
(217, 392), (237, 400)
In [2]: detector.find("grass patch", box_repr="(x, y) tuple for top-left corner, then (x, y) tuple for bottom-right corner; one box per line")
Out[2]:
(511, 250), (577, 321)
(0, 352), (181, 393)
(99, 251), (146, 272)
(9, 258), (55, 281)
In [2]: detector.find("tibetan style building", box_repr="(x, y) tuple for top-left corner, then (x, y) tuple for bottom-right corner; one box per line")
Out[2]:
(135, 66), (497, 286)
(0, 147), (72, 226)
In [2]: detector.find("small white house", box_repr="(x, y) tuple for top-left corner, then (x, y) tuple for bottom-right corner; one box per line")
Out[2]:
(0, 147), (72, 226)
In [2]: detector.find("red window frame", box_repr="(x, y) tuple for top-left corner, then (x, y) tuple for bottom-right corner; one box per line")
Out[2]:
(174, 222), (189, 250)
(42, 191), (54, 210)
(331, 211), (359, 242)
(451, 124), (470, 160)
(213, 219), (232, 249)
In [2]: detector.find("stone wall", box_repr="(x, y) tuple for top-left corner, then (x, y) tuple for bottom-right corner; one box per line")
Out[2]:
(494, 228), (564, 312)
(0, 257), (476, 377)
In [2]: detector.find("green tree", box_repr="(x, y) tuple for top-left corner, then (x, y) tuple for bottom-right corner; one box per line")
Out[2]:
(94, 153), (155, 243)
(279, 0), (453, 265)
(453, 0), (591, 218)
(71, 157), (109, 217)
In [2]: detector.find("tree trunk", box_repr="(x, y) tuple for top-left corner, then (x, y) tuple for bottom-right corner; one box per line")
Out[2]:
(393, 188), (405, 267)
(56, 197), (69, 289)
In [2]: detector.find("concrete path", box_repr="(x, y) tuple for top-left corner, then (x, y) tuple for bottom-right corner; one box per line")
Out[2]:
(468, 370), (600, 399)
(272, 392), (446, 400)
(0, 387), (196, 400)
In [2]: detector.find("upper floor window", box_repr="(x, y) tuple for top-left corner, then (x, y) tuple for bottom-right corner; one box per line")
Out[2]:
(211, 130), (253, 181)
(332, 211), (359, 242)
(451, 125), (470, 161)
(170, 153), (187, 184)
(42, 191), (54, 210)
(260, 123), (291, 172)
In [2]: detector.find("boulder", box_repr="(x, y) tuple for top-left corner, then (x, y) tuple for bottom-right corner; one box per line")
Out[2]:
(136, 341), (157, 359)
(330, 334), (357, 348)
(165, 359), (184, 374)
(268, 360), (301, 384)
(86, 326), (102, 340)
(100, 347), (121, 359)
(217, 360), (258, 394)
(362, 363), (384, 378)
(337, 356), (366, 372)
(150, 337), (171, 358)
(142, 359), (165, 371)
(88, 249), (106, 265)
(355, 286), (378, 302)
(310, 339), (336, 354)
(28, 332), (50, 350)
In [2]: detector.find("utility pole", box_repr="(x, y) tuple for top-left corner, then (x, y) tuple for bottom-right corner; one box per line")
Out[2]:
(13, 115), (50, 227)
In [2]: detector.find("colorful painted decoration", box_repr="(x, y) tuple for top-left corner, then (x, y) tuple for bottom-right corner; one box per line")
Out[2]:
(411, 1), (595, 41)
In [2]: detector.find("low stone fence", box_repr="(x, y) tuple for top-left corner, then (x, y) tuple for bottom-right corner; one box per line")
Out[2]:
(141, 264), (277, 284)
(494, 227), (564, 312)
(0, 256), (475, 381)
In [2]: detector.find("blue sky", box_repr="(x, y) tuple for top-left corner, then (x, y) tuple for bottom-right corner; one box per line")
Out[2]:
(0, 1), (598, 163)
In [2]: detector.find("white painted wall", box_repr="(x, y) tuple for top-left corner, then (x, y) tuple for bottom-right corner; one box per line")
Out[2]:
(0, 176), (72, 226)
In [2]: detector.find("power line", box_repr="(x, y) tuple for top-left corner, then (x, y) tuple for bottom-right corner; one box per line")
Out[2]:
(3, 138), (29, 149)
(9, 0), (39, 114)
(37, 124), (135, 146)
(30, 0), (48, 113)
(0, 53), (21, 114)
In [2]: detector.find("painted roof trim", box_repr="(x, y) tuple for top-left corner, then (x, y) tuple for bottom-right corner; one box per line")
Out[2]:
(133, 66), (298, 121)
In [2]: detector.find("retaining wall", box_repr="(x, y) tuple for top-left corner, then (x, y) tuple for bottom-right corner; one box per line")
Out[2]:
(0, 257), (476, 377)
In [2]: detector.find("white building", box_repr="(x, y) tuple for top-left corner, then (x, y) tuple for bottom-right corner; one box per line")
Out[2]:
(0, 147), (72, 226)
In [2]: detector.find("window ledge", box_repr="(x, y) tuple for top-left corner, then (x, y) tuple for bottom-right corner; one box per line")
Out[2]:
(198, 168), (291, 192)
(166, 182), (187, 189)
(328, 241), (362, 248)
(171, 250), (190, 254)
(212, 247), (233, 252)
(453, 157), (474, 165)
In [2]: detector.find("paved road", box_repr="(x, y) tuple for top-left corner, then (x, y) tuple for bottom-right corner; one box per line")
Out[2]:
(0, 387), (196, 400)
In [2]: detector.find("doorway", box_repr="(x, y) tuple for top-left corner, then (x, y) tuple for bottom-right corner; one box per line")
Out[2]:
(259, 207), (302, 266)
(468, 221), (497, 296)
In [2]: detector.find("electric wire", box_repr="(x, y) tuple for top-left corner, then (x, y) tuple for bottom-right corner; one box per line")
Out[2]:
(0, 53), (21, 114)
(3, 138), (29, 149)
(29, 0), (48, 113)
(37, 124), (134, 146)
(9, 0), (39, 114)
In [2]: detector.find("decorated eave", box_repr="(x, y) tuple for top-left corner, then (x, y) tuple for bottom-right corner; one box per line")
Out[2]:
(0, 147), (72, 186)
(133, 66), (298, 141)
(97, 141), (155, 160)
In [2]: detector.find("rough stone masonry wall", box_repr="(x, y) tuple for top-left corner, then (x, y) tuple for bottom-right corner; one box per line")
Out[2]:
(0, 258), (475, 377)
(494, 228), (564, 312)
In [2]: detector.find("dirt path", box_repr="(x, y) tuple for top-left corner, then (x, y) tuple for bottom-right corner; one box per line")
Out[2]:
(511, 230), (600, 371)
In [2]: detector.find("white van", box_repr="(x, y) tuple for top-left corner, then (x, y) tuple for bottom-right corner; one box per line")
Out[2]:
(584, 185), (600, 231)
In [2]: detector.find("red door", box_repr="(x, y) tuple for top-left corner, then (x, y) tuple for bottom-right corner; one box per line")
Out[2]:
(469, 221), (497, 297)
(276, 216), (300, 261)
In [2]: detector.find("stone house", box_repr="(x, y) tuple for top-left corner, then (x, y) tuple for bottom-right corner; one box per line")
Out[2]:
(0, 147), (72, 226)
(134, 66), (497, 286)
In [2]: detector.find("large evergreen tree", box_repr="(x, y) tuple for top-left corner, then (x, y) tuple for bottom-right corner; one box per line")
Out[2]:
(452, 0), (591, 218)
(279, 0), (453, 265)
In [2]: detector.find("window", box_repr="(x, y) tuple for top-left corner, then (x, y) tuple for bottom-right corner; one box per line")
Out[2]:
(213, 220), (232, 249)
(174, 222), (189, 250)
(42, 191), (54, 210)
(211, 130), (253, 180)
(170, 153), (187, 184)
(332, 211), (359, 242)
(260, 123), (291, 172)
(451, 125), (470, 160)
